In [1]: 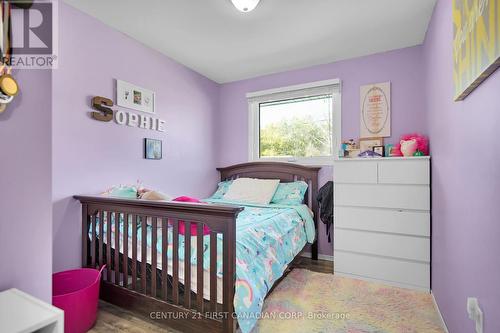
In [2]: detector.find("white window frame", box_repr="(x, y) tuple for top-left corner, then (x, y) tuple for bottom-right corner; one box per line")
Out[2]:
(247, 79), (341, 166)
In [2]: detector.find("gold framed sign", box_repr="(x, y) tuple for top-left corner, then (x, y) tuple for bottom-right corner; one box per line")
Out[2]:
(360, 82), (391, 138)
(453, 0), (500, 101)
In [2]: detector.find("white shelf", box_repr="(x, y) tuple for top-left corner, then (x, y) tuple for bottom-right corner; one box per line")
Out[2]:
(0, 288), (64, 333)
(336, 156), (430, 162)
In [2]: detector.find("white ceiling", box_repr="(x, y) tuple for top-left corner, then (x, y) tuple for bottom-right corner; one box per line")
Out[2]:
(63, 0), (436, 83)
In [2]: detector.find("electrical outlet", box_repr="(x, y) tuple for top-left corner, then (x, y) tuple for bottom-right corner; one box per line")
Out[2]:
(467, 297), (483, 333)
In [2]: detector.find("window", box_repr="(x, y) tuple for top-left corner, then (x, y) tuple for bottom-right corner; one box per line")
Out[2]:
(248, 79), (341, 164)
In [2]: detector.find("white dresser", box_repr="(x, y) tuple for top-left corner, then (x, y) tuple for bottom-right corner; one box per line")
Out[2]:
(333, 156), (430, 291)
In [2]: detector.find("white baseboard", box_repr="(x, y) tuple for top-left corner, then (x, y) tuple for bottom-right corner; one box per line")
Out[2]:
(333, 271), (429, 292)
(431, 291), (449, 333)
(301, 252), (334, 262)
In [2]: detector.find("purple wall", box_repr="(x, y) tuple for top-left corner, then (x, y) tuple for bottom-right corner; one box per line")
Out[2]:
(423, 1), (500, 332)
(52, 3), (221, 272)
(218, 46), (427, 256)
(0, 69), (53, 302)
(10, 6), (498, 329)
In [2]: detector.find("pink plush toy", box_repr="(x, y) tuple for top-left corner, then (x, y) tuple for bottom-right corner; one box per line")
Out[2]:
(394, 133), (429, 157)
(171, 196), (211, 236)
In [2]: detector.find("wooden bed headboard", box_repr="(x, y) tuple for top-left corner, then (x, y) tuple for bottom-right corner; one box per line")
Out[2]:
(217, 161), (320, 259)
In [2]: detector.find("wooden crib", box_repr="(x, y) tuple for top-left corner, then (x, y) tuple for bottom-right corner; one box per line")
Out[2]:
(75, 162), (319, 333)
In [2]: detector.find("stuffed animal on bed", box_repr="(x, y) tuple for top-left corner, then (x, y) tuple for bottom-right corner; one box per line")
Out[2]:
(139, 190), (171, 201)
(102, 184), (138, 198)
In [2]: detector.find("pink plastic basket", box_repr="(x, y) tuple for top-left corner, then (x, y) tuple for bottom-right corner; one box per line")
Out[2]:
(52, 265), (105, 333)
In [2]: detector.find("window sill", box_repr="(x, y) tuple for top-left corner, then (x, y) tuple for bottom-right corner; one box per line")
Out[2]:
(251, 157), (337, 167)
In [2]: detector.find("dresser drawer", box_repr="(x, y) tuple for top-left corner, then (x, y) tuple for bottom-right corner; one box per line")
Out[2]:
(334, 161), (377, 184)
(378, 159), (429, 185)
(334, 184), (430, 210)
(334, 229), (430, 262)
(335, 206), (430, 237)
(335, 251), (430, 290)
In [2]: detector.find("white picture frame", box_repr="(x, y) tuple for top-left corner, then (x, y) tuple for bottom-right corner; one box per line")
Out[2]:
(116, 80), (155, 114)
(359, 137), (384, 152)
(360, 81), (391, 138)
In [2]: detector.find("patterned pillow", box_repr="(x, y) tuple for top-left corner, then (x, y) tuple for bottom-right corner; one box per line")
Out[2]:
(209, 180), (233, 199)
(271, 181), (308, 205)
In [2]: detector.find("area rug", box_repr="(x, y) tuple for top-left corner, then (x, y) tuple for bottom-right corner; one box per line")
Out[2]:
(251, 269), (446, 333)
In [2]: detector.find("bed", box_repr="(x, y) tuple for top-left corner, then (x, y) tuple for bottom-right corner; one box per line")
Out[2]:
(75, 162), (319, 333)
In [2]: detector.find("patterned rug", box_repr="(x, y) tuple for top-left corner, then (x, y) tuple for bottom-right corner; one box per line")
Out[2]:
(251, 269), (446, 333)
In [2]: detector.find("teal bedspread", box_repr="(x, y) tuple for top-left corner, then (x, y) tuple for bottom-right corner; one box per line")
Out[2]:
(204, 199), (315, 333)
(93, 200), (315, 333)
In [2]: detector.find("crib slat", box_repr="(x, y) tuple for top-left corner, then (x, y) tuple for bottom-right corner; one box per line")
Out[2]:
(222, 222), (236, 333)
(106, 211), (112, 282)
(210, 231), (217, 312)
(91, 214), (96, 268)
(184, 221), (191, 309)
(141, 216), (147, 294)
(151, 217), (157, 298)
(82, 204), (89, 267)
(99, 210), (104, 268)
(196, 223), (204, 312)
(162, 218), (168, 301)
(123, 213), (129, 288)
(132, 215), (137, 290)
(114, 213), (120, 286)
(172, 220), (179, 305)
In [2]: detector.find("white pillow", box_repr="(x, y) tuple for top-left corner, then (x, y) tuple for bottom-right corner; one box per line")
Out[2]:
(223, 178), (280, 205)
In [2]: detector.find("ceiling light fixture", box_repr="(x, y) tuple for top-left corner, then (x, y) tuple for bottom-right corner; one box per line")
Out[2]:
(231, 0), (260, 12)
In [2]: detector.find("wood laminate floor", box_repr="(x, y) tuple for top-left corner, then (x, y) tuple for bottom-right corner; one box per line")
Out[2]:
(90, 258), (333, 333)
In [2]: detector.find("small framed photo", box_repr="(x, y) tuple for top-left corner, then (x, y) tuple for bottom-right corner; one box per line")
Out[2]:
(359, 137), (384, 152)
(144, 138), (162, 160)
(372, 145), (385, 156)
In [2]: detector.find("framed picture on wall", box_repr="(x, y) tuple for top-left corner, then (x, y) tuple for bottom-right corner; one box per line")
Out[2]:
(144, 138), (162, 160)
(360, 82), (391, 138)
(453, 0), (500, 100)
(116, 80), (156, 114)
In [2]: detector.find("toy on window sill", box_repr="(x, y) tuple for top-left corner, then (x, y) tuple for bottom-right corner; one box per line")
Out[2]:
(393, 133), (429, 157)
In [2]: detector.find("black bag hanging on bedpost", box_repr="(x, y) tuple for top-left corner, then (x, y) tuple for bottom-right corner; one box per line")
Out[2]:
(317, 181), (333, 242)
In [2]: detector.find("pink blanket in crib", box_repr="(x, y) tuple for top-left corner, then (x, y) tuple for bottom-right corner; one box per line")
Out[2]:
(172, 196), (211, 236)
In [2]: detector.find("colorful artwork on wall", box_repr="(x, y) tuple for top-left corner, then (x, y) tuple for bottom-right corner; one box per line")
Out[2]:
(144, 138), (162, 160)
(453, 0), (500, 101)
